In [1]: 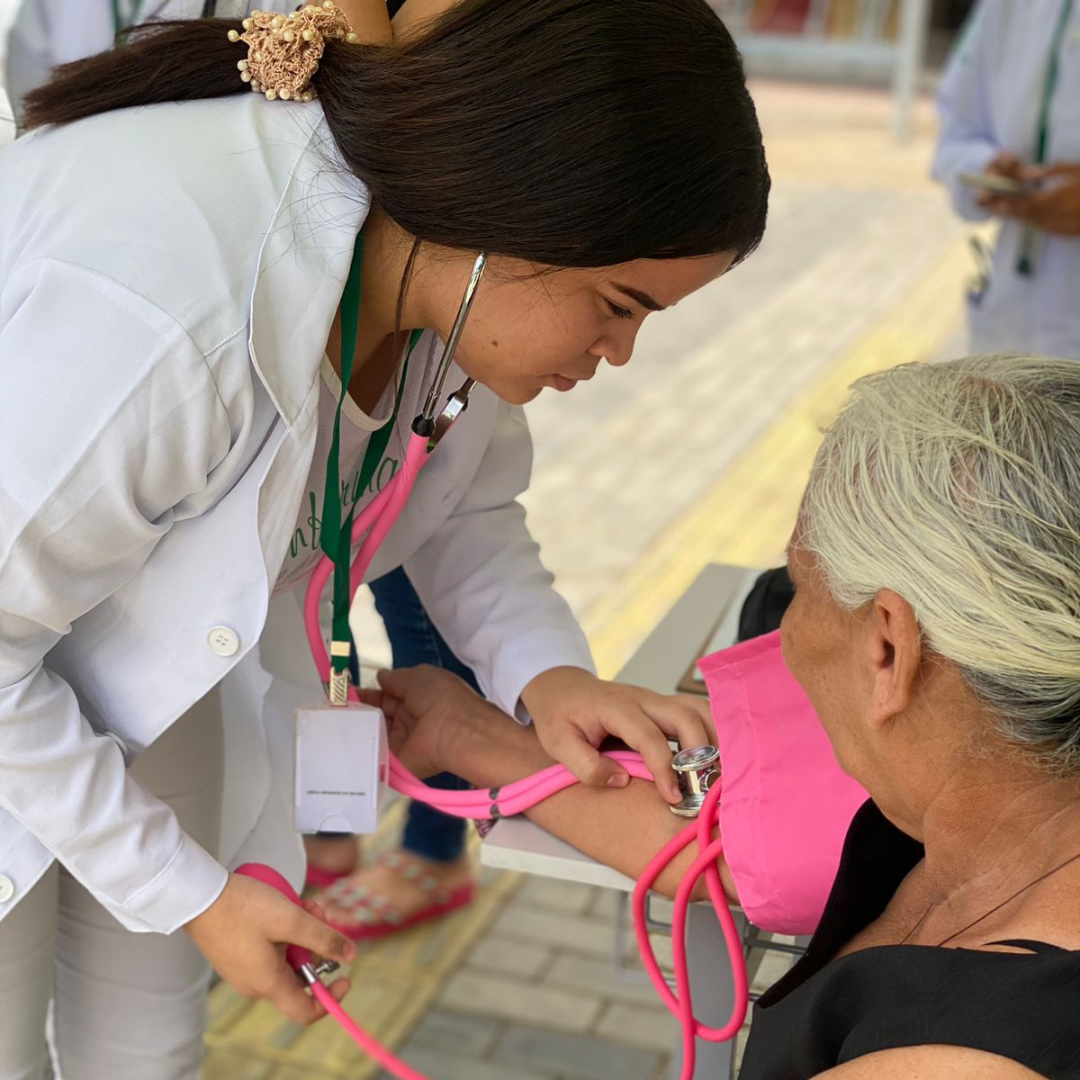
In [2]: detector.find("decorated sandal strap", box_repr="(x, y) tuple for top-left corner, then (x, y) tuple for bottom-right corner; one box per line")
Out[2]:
(379, 851), (454, 904)
(325, 881), (405, 926)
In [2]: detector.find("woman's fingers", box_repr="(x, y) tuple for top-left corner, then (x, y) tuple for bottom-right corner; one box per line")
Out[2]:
(283, 902), (353, 1022)
(673, 693), (716, 735)
(1023, 161), (1080, 181)
(274, 904), (356, 967)
(307, 976), (353, 1021)
(623, 719), (680, 802)
(642, 697), (712, 757)
(253, 953), (326, 1025)
(326, 976), (352, 1005)
(587, 708), (680, 802)
(376, 666), (412, 698)
(302, 898), (329, 924)
(988, 151), (1022, 178)
(535, 722), (629, 789)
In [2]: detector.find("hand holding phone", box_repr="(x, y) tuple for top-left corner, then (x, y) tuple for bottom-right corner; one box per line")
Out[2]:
(957, 171), (1031, 197)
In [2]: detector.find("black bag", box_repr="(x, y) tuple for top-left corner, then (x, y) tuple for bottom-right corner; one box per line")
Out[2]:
(737, 566), (794, 642)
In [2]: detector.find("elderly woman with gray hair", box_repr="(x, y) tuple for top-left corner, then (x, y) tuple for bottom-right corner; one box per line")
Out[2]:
(374, 353), (1080, 1080)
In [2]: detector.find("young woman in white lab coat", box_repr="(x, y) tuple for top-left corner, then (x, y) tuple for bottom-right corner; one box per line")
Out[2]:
(0, 2), (769, 1075)
(933, 0), (1080, 358)
(6, 0), (515, 950)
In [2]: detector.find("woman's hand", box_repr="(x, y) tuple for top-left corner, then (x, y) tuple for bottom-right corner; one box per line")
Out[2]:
(520, 668), (713, 804)
(183, 874), (355, 1025)
(364, 665), (502, 779)
(981, 161), (1080, 235)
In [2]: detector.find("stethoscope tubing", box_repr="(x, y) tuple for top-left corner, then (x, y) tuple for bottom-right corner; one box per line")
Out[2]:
(245, 750), (746, 1080)
(304, 431), (429, 685)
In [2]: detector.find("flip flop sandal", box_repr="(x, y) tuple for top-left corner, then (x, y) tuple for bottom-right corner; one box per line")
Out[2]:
(304, 840), (361, 890)
(321, 850), (476, 942)
(304, 862), (357, 890)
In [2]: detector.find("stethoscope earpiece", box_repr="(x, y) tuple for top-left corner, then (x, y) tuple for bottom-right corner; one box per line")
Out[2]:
(416, 252), (488, 440)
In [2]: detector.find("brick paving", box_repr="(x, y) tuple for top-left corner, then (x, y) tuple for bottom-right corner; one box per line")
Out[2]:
(377, 883), (798, 1080)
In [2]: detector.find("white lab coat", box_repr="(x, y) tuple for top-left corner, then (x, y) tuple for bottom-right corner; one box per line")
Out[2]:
(4, 0), (284, 122)
(0, 94), (593, 934)
(933, 0), (1080, 359)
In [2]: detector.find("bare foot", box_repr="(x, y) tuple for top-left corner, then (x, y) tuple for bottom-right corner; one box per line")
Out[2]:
(304, 834), (361, 878)
(318, 849), (475, 935)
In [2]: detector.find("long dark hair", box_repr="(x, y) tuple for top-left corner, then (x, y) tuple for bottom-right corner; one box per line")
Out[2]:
(23, 0), (769, 269)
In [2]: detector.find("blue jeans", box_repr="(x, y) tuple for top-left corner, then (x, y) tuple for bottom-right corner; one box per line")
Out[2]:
(352, 567), (476, 863)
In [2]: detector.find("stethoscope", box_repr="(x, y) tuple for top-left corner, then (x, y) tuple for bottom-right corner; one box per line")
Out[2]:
(241, 749), (742, 1080)
(303, 251), (487, 702)
(280, 247), (748, 1080)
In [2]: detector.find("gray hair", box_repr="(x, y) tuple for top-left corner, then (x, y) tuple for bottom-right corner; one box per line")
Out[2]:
(802, 354), (1080, 774)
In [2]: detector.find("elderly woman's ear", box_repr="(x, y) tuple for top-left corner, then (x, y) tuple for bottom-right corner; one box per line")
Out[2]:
(865, 588), (923, 731)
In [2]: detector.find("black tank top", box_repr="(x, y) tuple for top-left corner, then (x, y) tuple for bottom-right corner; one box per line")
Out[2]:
(739, 801), (1080, 1079)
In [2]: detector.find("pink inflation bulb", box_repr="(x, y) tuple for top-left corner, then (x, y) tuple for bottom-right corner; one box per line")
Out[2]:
(234, 862), (432, 1080)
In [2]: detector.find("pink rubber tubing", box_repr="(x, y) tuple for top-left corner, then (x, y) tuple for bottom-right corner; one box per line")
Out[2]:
(288, 428), (747, 1080)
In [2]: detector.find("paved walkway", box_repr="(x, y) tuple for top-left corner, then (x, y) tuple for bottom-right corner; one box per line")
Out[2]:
(227, 80), (976, 1080)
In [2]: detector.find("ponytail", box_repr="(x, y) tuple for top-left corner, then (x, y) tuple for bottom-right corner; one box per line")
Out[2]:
(23, 19), (250, 131)
(20, 0), (770, 270)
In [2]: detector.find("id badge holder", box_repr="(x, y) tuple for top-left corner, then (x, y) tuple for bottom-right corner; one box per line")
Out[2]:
(295, 703), (388, 835)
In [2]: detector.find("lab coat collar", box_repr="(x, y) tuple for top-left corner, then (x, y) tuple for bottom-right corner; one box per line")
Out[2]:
(248, 106), (371, 429)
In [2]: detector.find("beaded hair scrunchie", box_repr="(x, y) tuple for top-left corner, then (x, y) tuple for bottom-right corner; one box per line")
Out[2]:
(227, 2), (358, 102)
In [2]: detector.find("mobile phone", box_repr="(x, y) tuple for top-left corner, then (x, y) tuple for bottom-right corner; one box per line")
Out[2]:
(957, 171), (1030, 196)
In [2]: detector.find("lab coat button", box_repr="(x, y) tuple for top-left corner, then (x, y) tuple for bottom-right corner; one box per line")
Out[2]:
(207, 626), (241, 657)
(0, 876), (14, 903)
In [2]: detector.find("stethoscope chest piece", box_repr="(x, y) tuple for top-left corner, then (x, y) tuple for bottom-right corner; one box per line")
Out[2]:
(669, 745), (720, 819)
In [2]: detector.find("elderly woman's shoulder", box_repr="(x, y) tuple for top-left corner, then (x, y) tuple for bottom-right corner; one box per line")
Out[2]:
(815, 1044), (1044, 1079)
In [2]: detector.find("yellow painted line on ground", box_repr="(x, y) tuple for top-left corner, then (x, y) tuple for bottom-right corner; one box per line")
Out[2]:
(584, 237), (971, 679)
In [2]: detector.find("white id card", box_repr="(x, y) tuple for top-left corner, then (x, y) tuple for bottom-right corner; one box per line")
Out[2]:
(295, 703), (387, 835)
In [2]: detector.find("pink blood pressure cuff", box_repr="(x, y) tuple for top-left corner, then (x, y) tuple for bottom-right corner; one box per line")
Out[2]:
(698, 631), (868, 935)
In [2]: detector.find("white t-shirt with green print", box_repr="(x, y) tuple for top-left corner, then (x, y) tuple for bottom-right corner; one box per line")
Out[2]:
(274, 334), (441, 594)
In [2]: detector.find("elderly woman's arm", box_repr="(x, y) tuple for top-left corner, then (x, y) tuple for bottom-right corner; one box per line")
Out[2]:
(375, 666), (737, 903)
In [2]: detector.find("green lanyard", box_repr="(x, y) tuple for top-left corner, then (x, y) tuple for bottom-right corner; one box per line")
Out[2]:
(320, 233), (422, 702)
(1018, 0), (1075, 276)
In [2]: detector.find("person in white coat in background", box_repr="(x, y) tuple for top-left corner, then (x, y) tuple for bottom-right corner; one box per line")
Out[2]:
(933, 0), (1080, 359)
(0, 1), (770, 1076)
